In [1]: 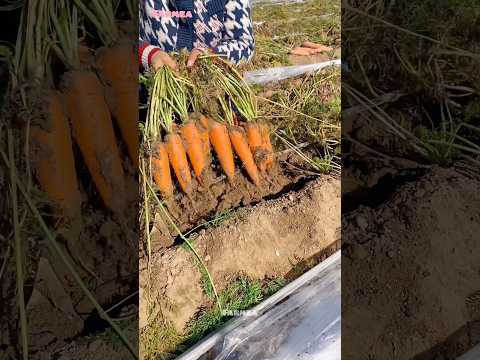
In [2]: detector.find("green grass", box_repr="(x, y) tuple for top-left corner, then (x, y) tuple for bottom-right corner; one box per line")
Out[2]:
(343, 0), (480, 171)
(250, 0), (340, 69)
(142, 275), (287, 359)
(141, 320), (184, 360)
(255, 68), (341, 174)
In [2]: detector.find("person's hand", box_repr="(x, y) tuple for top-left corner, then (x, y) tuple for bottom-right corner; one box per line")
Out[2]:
(187, 47), (212, 68)
(151, 50), (178, 71)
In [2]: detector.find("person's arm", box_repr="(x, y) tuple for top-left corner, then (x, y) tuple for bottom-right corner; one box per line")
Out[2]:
(213, 0), (255, 64)
(139, 0), (178, 70)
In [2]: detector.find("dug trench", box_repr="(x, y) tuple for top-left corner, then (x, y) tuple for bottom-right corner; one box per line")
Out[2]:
(139, 173), (341, 345)
(342, 167), (480, 359)
(144, 150), (329, 251)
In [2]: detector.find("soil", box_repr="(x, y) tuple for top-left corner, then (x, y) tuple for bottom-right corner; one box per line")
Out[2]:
(140, 175), (340, 332)
(342, 167), (480, 359)
(20, 205), (138, 359)
(0, 170), (138, 358)
(146, 151), (314, 251)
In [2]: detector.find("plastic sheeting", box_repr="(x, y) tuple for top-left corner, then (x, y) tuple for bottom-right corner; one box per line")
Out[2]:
(244, 60), (341, 85)
(457, 344), (480, 359)
(177, 251), (341, 360)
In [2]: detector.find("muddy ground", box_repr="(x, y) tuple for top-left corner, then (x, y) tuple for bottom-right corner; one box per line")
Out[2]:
(147, 151), (316, 252)
(140, 175), (340, 334)
(0, 166), (138, 358)
(342, 167), (480, 359)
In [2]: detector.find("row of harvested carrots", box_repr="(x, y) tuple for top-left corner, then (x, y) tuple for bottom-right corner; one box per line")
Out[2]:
(151, 115), (274, 197)
(21, 1), (138, 222)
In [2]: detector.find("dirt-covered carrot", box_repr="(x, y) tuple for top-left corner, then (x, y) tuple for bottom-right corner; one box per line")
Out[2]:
(71, 0), (139, 168)
(31, 91), (82, 219)
(64, 70), (127, 214)
(166, 129), (192, 194)
(50, 3), (127, 217)
(260, 122), (274, 171)
(198, 114), (211, 158)
(229, 126), (260, 185)
(95, 44), (139, 168)
(211, 58), (275, 173)
(208, 118), (235, 182)
(290, 47), (316, 56)
(302, 41), (333, 52)
(180, 121), (207, 183)
(151, 141), (173, 197)
(245, 122), (265, 169)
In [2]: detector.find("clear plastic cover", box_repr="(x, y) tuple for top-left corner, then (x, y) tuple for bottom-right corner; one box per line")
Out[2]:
(244, 60), (341, 85)
(177, 251), (341, 360)
(458, 344), (480, 360)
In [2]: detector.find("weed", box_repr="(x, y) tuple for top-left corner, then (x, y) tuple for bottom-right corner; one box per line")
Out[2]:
(185, 276), (263, 345)
(264, 277), (286, 296)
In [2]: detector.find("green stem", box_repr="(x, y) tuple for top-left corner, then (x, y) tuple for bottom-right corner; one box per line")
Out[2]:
(141, 167), (222, 312)
(8, 130), (28, 360)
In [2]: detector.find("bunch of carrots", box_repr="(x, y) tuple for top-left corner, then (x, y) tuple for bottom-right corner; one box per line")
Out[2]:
(144, 55), (275, 198)
(18, 0), (138, 223)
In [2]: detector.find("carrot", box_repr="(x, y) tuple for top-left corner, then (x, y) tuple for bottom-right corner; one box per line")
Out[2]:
(208, 118), (235, 182)
(302, 41), (333, 52)
(180, 121), (207, 183)
(229, 126), (260, 186)
(95, 43), (139, 168)
(151, 141), (173, 197)
(198, 115), (211, 158)
(63, 69), (127, 217)
(165, 131), (192, 194)
(245, 122), (266, 170)
(30, 90), (82, 219)
(260, 123), (274, 171)
(290, 47), (316, 56)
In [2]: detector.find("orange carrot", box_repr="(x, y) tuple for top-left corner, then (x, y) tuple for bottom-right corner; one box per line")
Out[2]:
(165, 131), (192, 194)
(95, 43), (139, 168)
(30, 90), (82, 219)
(290, 47), (316, 56)
(152, 141), (173, 197)
(63, 69), (127, 218)
(180, 121), (206, 183)
(260, 123), (274, 171)
(198, 115), (211, 158)
(208, 119), (235, 182)
(302, 41), (333, 52)
(229, 126), (260, 186)
(245, 122), (266, 171)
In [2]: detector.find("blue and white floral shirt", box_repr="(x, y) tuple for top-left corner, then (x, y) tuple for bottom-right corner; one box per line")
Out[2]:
(139, 0), (255, 69)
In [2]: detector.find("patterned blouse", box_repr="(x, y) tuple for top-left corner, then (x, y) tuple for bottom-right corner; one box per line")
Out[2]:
(139, 0), (255, 69)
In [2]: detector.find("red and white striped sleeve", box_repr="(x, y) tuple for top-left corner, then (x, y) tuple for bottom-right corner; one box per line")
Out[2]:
(138, 42), (163, 70)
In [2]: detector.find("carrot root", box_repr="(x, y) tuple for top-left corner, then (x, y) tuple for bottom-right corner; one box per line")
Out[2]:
(198, 115), (211, 159)
(95, 44), (139, 169)
(180, 121), (207, 183)
(63, 69), (126, 217)
(152, 141), (173, 198)
(245, 122), (266, 171)
(229, 126), (260, 186)
(166, 132), (192, 194)
(259, 123), (274, 171)
(208, 119), (235, 182)
(30, 90), (82, 219)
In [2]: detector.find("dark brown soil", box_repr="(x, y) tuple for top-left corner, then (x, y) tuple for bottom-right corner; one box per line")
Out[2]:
(140, 175), (340, 333)
(342, 167), (480, 359)
(0, 171), (138, 358)
(146, 151), (313, 251)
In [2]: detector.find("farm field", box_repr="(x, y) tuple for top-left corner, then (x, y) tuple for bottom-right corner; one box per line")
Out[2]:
(0, 0), (341, 358)
(138, 0), (341, 358)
